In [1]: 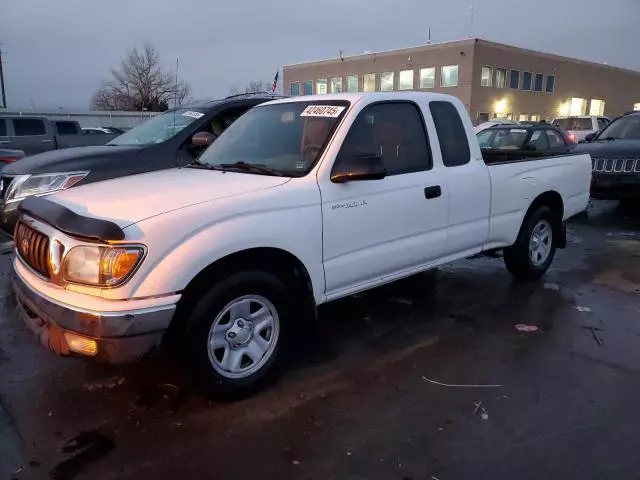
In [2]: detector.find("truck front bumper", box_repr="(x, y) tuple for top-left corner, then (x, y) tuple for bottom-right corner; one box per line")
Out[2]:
(12, 270), (177, 364)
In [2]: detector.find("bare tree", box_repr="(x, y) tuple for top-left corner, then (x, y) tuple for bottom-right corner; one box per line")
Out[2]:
(91, 44), (191, 111)
(229, 80), (273, 96)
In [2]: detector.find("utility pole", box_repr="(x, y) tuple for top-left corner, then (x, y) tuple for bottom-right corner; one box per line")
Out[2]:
(0, 46), (6, 108)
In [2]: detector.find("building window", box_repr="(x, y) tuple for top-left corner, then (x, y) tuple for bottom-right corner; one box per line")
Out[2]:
(481, 66), (493, 87)
(316, 78), (327, 94)
(419, 67), (435, 88)
(534, 73), (544, 92)
(363, 74), (375, 92)
(346, 75), (359, 92)
(509, 70), (520, 89)
(494, 68), (506, 88)
(329, 77), (343, 93)
(589, 99), (605, 116)
(380, 72), (394, 91)
(441, 65), (458, 87)
(518, 114), (528, 122)
(530, 114), (540, 122)
(570, 97), (587, 116)
(290, 83), (300, 96)
(545, 75), (555, 93)
(303, 80), (312, 95)
(399, 70), (414, 90)
(522, 72), (532, 91)
(634, 103), (640, 111)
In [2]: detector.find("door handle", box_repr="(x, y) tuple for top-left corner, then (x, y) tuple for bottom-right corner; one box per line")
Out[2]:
(424, 185), (441, 199)
(41, 139), (53, 143)
(0, 140), (11, 144)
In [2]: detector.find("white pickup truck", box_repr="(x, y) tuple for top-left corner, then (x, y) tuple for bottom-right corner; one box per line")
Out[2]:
(11, 92), (591, 397)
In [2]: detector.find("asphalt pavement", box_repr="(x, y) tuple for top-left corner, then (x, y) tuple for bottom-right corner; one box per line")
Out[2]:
(1, 201), (640, 480)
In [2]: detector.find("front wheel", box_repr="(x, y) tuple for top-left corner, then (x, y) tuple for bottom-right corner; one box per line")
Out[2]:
(183, 271), (291, 399)
(503, 206), (557, 280)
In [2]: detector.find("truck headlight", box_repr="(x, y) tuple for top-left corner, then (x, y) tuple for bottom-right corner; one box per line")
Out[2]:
(63, 245), (145, 287)
(5, 172), (89, 202)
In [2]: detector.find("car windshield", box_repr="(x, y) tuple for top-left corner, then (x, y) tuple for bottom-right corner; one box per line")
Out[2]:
(197, 100), (350, 176)
(595, 114), (640, 140)
(477, 128), (529, 150)
(107, 107), (207, 146)
(553, 117), (592, 131)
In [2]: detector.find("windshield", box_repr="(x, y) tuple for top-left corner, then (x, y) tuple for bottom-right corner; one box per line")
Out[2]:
(552, 117), (592, 131)
(477, 128), (529, 150)
(595, 114), (640, 140)
(197, 100), (350, 176)
(107, 107), (207, 146)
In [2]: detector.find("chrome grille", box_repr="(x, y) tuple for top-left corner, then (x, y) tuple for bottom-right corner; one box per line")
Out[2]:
(592, 158), (640, 173)
(15, 222), (50, 278)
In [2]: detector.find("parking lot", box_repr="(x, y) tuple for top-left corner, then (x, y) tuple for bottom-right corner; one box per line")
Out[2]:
(1, 200), (640, 480)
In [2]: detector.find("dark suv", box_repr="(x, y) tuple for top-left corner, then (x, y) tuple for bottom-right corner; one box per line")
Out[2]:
(0, 93), (283, 235)
(573, 111), (640, 202)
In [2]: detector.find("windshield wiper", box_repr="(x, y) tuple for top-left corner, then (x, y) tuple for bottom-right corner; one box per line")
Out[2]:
(186, 158), (218, 170)
(597, 136), (619, 142)
(218, 161), (284, 177)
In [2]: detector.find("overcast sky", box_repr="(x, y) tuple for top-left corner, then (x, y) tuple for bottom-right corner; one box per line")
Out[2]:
(1, 0), (638, 110)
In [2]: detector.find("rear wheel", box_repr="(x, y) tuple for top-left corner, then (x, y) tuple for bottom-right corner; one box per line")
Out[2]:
(183, 270), (291, 399)
(504, 206), (557, 280)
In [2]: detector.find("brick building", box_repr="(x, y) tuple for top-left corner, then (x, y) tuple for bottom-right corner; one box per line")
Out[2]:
(283, 38), (640, 124)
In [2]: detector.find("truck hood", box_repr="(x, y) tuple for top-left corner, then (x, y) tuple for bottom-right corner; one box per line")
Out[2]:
(50, 167), (291, 228)
(573, 139), (640, 157)
(1, 145), (142, 175)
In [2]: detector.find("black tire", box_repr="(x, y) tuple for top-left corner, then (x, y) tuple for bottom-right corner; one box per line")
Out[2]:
(183, 270), (292, 399)
(503, 206), (557, 280)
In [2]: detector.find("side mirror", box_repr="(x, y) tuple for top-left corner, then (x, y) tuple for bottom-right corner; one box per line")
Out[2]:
(331, 153), (386, 183)
(585, 132), (596, 142)
(191, 131), (215, 148)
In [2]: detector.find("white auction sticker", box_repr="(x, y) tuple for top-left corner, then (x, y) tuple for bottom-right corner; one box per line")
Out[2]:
(509, 128), (528, 133)
(181, 111), (205, 119)
(300, 105), (346, 118)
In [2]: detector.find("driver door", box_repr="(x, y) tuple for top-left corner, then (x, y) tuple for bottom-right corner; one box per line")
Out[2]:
(319, 101), (448, 298)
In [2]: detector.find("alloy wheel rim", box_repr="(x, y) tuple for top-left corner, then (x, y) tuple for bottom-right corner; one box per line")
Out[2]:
(207, 294), (280, 379)
(529, 220), (552, 267)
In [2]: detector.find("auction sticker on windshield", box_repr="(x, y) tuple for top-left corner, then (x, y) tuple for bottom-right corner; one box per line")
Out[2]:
(300, 105), (346, 118)
(181, 111), (205, 119)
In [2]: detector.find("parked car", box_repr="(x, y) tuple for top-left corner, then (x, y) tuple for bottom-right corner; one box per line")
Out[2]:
(477, 124), (577, 163)
(12, 92), (591, 398)
(474, 118), (518, 133)
(573, 111), (640, 201)
(0, 149), (25, 164)
(551, 116), (611, 143)
(0, 117), (118, 156)
(0, 93), (282, 235)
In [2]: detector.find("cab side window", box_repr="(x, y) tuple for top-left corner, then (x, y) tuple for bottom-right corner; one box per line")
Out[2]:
(337, 102), (432, 175)
(0, 119), (6, 137)
(429, 101), (471, 167)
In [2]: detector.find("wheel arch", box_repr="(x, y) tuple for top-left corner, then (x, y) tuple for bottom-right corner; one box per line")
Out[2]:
(521, 190), (566, 248)
(168, 247), (317, 337)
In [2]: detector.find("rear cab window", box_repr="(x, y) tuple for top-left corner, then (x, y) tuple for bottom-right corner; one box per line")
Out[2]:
(13, 118), (47, 136)
(429, 101), (471, 166)
(552, 117), (593, 131)
(55, 121), (79, 135)
(336, 102), (432, 175)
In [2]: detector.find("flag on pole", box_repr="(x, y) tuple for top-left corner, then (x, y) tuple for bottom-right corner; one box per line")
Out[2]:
(272, 70), (279, 93)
